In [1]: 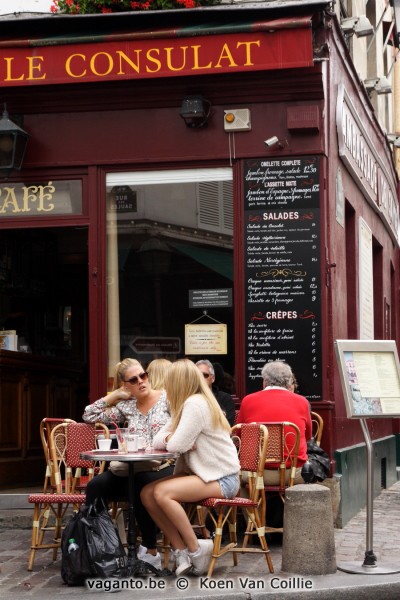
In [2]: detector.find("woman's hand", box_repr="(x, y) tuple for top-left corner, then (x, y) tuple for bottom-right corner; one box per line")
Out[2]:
(105, 386), (130, 407)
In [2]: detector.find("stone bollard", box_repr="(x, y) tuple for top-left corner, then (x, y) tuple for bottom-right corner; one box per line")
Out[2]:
(281, 484), (337, 575)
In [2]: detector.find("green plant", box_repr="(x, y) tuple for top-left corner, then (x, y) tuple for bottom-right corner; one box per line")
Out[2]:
(51, 0), (219, 13)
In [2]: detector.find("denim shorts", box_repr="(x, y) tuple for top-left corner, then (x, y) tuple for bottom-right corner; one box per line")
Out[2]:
(218, 472), (240, 499)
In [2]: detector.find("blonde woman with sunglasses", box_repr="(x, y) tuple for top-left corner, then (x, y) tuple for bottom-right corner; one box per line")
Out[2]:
(82, 357), (172, 570)
(141, 359), (240, 577)
(83, 358), (169, 441)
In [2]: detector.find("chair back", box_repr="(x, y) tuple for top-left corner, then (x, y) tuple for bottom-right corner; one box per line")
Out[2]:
(260, 421), (301, 491)
(310, 411), (323, 446)
(50, 421), (110, 493)
(231, 422), (269, 501)
(40, 417), (76, 492)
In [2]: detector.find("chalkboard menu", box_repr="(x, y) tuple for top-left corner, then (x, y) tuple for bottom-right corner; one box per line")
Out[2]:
(243, 156), (322, 400)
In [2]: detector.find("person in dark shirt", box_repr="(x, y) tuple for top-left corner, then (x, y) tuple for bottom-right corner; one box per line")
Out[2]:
(195, 360), (235, 426)
(212, 362), (236, 396)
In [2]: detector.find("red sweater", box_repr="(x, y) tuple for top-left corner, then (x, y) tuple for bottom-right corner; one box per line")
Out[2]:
(237, 388), (312, 466)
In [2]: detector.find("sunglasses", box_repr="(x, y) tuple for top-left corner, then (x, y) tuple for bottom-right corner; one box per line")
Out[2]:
(124, 371), (148, 385)
(202, 372), (211, 379)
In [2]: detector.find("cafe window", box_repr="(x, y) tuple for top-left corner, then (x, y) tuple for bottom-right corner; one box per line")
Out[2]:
(105, 168), (234, 386)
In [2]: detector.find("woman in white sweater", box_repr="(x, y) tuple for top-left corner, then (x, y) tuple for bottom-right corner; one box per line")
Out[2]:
(141, 358), (240, 577)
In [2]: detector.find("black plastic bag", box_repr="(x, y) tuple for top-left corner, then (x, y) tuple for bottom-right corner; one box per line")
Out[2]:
(83, 502), (128, 580)
(306, 438), (330, 482)
(61, 506), (95, 586)
(61, 501), (128, 586)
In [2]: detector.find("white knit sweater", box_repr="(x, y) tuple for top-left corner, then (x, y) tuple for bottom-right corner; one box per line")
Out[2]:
(153, 394), (240, 483)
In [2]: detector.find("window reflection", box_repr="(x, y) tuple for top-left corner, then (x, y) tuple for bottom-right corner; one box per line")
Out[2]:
(106, 169), (234, 382)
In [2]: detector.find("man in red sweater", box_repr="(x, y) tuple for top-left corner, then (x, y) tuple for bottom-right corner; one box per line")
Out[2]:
(237, 360), (312, 484)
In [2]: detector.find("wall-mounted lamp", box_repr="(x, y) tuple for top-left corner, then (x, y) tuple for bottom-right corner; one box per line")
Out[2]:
(264, 136), (284, 149)
(0, 104), (29, 179)
(341, 15), (374, 37)
(387, 133), (400, 148)
(364, 76), (392, 95)
(180, 95), (211, 128)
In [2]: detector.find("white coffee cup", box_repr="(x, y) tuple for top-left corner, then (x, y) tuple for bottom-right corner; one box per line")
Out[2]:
(97, 438), (112, 451)
(137, 436), (146, 450)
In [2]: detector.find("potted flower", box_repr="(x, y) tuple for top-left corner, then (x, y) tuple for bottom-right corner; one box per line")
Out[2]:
(51, 0), (219, 13)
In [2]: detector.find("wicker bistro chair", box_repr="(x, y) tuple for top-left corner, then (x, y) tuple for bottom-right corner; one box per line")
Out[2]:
(256, 421), (301, 537)
(197, 423), (274, 578)
(310, 411), (324, 446)
(240, 422), (301, 548)
(40, 418), (76, 493)
(27, 421), (110, 571)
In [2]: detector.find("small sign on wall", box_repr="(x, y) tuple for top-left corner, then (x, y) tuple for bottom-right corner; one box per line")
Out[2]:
(185, 323), (227, 355)
(189, 289), (232, 308)
(108, 186), (137, 212)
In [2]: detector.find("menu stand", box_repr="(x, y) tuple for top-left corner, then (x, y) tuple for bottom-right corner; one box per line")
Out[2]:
(337, 419), (400, 575)
(335, 339), (400, 575)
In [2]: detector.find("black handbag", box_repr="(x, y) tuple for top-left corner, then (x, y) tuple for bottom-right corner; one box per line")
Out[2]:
(306, 438), (330, 482)
(61, 500), (128, 586)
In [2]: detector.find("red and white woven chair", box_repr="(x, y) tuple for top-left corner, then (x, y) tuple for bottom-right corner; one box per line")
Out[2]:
(260, 421), (301, 535)
(240, 421), (301, 546)
(197, 423), (274, 577)
(27, 421), (110, 571)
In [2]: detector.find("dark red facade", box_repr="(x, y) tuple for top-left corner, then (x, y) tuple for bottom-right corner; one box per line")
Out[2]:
(0, 3), (398, 524)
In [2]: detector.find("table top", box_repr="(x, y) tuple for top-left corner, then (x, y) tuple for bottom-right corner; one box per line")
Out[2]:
(80, 449), (176, 462)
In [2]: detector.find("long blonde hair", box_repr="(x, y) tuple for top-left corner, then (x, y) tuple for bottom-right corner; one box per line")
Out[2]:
(165, 359), (231, 433)
(147, 358), (172, 390)
(112, 358), (142, 390)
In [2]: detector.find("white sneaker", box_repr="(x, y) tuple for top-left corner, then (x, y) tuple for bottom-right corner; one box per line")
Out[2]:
(138, 547), (162, 571)
(189, 539), (213, 576)
(174, 548), (192, 576)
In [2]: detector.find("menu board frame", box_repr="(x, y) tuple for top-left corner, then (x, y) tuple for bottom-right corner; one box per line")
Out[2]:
(335, 339), (400, 418)
(243, 156), (322, 398)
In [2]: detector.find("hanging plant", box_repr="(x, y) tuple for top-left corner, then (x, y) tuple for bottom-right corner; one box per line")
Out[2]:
(50, 0), (219, 13)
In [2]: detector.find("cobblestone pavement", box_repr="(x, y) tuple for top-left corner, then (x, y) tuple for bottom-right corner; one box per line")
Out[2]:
(1, 482), (400, 600)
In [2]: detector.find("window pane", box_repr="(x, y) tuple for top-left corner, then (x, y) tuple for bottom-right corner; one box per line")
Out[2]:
(106, 169), (235, 389)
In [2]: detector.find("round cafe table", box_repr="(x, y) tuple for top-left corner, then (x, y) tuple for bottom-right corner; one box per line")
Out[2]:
(80, 448), (176, 576)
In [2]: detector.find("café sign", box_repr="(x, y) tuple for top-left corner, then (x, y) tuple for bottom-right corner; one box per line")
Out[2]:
(0, 180), (82, 216)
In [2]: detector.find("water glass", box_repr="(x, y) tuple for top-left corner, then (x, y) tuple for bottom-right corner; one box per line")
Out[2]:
(117, 428), (128, 454)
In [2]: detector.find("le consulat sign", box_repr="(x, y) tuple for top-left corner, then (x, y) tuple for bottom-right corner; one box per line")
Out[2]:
(0, 22), (313, 86)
